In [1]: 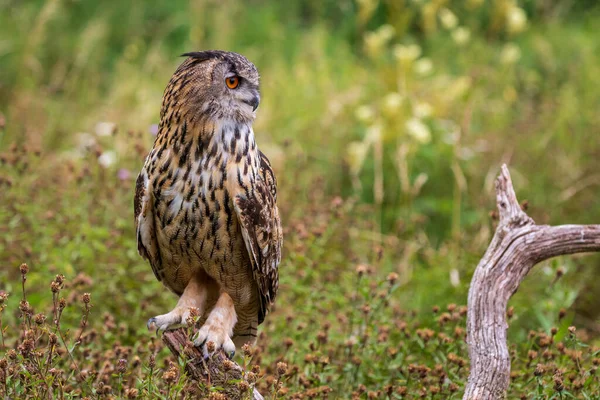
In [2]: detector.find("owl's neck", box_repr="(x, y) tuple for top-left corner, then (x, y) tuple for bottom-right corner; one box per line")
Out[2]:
(209, 119), (258, 160)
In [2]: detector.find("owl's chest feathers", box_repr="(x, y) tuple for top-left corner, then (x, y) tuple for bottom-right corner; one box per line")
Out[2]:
(149, 121), (260, 263)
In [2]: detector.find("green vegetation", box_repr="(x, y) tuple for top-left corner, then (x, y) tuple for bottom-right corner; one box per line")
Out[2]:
(1, 0), (600, 398)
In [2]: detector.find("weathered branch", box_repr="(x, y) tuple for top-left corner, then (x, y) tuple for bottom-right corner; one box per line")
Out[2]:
(464, 164), (600, 399)
(162, 329), (263, 400)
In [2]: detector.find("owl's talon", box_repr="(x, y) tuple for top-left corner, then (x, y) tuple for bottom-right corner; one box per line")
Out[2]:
(147, 317), (157, 331)
(193, 323), (236, 359)
(146, 310), (187, 333)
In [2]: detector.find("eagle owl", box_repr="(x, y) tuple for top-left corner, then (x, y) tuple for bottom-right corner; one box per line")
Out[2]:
(134, 50), (282, 356)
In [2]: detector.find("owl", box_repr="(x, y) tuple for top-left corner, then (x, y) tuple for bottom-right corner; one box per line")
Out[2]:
(134, 50), (282, 357)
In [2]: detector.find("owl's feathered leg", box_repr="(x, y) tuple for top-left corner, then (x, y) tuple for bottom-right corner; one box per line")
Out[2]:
(193, 290), (237, 359)
(147, 276), (208, 333)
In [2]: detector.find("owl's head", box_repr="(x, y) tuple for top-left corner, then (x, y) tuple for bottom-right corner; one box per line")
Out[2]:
(167, 50), (260, 124)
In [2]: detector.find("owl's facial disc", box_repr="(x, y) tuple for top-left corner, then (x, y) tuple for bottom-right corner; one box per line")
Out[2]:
(179, 51), (261, 124)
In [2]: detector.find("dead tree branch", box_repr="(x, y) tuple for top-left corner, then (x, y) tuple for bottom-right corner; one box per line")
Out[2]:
(162, 329), (264, 400)
(464, 164), (600, 399)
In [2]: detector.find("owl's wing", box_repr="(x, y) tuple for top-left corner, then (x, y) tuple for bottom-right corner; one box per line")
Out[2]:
(134, 170), (163, 281)
(233, 151), (282, 324)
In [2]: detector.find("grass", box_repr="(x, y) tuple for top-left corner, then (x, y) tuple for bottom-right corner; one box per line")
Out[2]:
(1, 0), (600, 398)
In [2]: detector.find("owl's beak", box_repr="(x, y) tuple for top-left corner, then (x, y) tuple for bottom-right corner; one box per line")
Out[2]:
(249, 94), (260, 112)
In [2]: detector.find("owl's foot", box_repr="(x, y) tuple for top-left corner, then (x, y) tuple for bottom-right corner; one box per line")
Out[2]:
(147, 307), (192, 334)
(194, 322), (236, 359)
(193, 291), (237, 359)
(147, 278), (208, 334)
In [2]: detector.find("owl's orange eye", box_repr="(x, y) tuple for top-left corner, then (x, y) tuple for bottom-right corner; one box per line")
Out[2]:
(226, 76), (240, 89)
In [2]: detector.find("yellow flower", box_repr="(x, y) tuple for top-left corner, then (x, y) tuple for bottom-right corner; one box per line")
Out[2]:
(394, 44), (422, 64)
(414, 58), (434, 76)
(413, 102), (433, 118)
(405, 118), (431, 144)
(347, 141), (370, 175)
(364, 24), (395, 57)
(452, 27), (471, 46)
(382, 93), (404, 116)
(355, 105), (375, 123)
(500, 43), (521, 65)
(439, 8), (458, 30)
(506, 6), (527, 34)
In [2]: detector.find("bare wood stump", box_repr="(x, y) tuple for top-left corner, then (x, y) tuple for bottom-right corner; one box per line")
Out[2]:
(464, 165), (600, 399)
(162, 329), (264, 400)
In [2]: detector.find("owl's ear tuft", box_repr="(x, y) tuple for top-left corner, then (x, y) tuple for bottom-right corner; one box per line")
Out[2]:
(181, 51), (227, 62)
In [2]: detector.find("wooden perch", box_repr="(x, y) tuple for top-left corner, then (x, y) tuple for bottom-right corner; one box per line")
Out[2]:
(464, 164), (600, 399)
(162, 329), (264, 400)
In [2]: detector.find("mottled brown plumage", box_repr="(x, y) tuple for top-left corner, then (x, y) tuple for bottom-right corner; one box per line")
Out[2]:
(134, 51), (282, 355)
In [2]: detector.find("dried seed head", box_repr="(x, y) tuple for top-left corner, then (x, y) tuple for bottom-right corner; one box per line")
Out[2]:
(49, 333), (58, 345)
(453, 326), (465, 339)
(553, 372), (564, 392)
(241, 343), (253, 357)
(317, 330), (327, 344)
(507, 306), (514, 319)
(50, 282), (61, 293)
(397, 386), (408, 395)
(568, 326), (576, 335)
(130, 356), (141, 368)
(34, 313), (46, 325)
(82, 293), (91, 304)
(20, 339), (35, 357)
(277, 362), (287, 377)
(416, 328), (435, 343)
(534, 364), (545, 376)
(355, 264), (367, 277)
(125, 388), (139, 399)
(538, 334), (552, 347)
(59, 298), (66, 310)
(19, 300), (31, 314)
(19, 263), (29, 275)
(117, 359), (127, 374)
(223, 359), (235, 371)
(277, 386), (289, 396)
(558, 308), (567, 320)
(206, 341), (216, 353)
(246, 371), (257, 383)
(148, 354), (156, 369)
(387, 272), (398, 285)
(162, 364), (178, 385)
(238, 380), (250, 392)
(283, 337), (294, 349)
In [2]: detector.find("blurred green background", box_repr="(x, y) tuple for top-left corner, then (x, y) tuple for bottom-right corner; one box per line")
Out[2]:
(1, 0), (600, 397)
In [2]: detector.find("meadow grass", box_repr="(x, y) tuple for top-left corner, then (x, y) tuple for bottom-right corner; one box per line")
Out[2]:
(1, 0), (600, 398)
